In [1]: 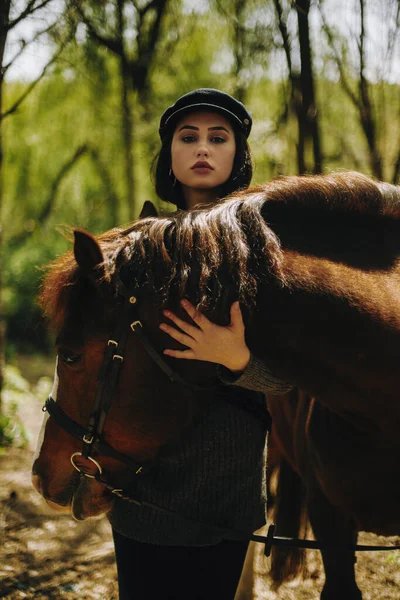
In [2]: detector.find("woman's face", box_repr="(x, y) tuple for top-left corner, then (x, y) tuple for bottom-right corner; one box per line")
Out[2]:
(171, 111), (236, 192)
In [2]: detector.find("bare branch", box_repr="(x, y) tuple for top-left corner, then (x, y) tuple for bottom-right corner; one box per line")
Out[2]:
(39, 144), (88, 223)
(9, 145), (89, 248)
(134, 0), (169, 96)
(273, 0), (292, 76)
(74, 3), (124, 56)
(387, 1), (400, 64)
(7, 0), (55, 32)
(2, 39), (27, 75)
(3, 19), (59, 74)
(137, 0), (162, 18)
(145, 0), (168, 61)
(1, 31), (73, 120)
(10, 144), (121, 247)
(358, 0), (366, 80)
(318, 3), (361, 110)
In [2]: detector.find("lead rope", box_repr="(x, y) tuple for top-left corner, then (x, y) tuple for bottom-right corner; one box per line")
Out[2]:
(93, 473), (400, 556)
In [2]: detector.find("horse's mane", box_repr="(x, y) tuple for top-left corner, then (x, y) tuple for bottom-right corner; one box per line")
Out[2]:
(40, 171), (400, 331)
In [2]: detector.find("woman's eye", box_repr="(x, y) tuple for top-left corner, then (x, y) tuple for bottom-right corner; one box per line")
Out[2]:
(181, 135), (196, 143)
(58, 350), (82, 365)
(211, 136), (226, 144)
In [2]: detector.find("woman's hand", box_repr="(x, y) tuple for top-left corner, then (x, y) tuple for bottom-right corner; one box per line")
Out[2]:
(160, 299), (250, 374)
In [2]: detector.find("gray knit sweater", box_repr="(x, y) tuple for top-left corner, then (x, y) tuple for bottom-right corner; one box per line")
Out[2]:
(107, 355), (292, 546)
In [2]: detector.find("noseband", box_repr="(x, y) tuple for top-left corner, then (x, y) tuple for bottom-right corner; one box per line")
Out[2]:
(41, 279), (400, 556)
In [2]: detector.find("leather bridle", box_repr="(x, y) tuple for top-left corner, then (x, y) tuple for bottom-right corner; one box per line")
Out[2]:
(41, 278), (400, 556)
(43, 278), (214, 478)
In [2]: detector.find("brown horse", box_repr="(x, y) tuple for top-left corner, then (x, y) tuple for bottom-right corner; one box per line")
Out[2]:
(32, 171), (400, 599)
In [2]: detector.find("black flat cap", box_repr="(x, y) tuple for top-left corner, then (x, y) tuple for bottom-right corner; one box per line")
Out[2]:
(159, 88), (252, 140)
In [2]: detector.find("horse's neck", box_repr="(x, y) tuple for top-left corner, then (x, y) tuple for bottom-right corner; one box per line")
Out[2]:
(252, 249), (400, 423)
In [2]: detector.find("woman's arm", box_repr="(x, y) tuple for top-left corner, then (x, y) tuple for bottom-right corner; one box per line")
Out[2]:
(160, 300), (293, 395)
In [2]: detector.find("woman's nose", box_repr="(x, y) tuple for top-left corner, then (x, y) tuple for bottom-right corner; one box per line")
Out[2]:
(196, 145), (209, 157)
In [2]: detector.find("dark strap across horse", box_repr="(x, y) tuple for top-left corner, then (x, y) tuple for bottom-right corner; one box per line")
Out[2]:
(94, 471), (400, 556)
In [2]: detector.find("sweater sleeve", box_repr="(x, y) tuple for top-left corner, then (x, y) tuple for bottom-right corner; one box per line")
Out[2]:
(217, 354), (294, 395)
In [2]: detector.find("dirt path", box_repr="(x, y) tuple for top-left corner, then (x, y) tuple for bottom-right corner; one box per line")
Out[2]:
(0, 383), (118, 600)
(1, 370), (400, 599)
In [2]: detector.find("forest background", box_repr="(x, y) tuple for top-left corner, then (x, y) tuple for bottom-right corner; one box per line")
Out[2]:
(0, 0), (399, 432)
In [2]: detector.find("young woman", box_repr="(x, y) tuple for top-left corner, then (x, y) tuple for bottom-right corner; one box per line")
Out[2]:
(109, 89), (292, 600)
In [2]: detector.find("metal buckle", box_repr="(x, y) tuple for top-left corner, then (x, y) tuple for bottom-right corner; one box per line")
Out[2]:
(70, 452), (103, 478)
(130, 320), (143, 332)
(83, 433), (94, 445)
(113, 354), (124, 361)
(108, 339), (118, 347)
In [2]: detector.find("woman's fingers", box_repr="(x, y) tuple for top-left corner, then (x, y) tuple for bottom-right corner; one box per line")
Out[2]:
(159, 322), (196, 348)
(180, 299), (210, 329)
(229, 301), (244, 331)
(162, 309), (199, 338)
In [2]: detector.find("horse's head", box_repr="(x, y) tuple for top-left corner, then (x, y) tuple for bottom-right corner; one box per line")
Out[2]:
(32, 222), (217, 520)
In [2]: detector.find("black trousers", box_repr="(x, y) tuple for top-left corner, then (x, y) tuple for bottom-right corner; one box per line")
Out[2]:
(112, 529), (249, 600)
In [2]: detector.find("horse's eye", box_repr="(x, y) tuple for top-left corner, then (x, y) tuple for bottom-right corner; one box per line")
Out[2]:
(58, 350), (82, 365)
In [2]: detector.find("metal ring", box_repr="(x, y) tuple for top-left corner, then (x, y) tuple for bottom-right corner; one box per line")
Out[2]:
(113, 354), (124, 362)
(108, 339), (118, 347)
(129, 296), (137, 304)
(70, 452), (103, 478)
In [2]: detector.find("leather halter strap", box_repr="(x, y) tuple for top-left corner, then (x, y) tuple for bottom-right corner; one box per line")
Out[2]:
(80, 279), (136, 460)
(44, 396), (147, 474)
(43, 280), (150, 476)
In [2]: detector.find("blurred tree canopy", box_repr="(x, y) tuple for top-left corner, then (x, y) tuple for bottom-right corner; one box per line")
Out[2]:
(2, 0), (400, 355)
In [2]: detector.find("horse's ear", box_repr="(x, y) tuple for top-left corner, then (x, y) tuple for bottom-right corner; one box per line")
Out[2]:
(139, 200), (158, 218)
(73, 229), (104, 276)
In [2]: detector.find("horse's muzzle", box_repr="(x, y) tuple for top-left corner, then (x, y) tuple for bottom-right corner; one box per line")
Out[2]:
(31, 474), (72, 513)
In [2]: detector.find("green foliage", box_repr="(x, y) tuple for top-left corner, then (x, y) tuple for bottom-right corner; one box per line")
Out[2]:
(2, 0), (400, 352)
(0, 364), (53, 449)
(0, 365), (45, 449)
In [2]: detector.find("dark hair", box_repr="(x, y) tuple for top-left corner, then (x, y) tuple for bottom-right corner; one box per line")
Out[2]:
(152, 126), (253, 210)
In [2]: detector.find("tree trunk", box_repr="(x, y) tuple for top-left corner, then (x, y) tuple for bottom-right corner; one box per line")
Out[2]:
(296, 0), (323, 174)
(0, 80), (4, 413)
(116, 0), (135, 221)
(232, 0), (246, 103)
(319, 0), (383, 180)
(0, 0), (12, 412)
(358, 0), (383, 180)
(120, 57), (136, 221)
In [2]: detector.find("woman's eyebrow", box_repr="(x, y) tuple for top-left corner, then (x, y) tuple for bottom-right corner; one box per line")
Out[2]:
(178, 125), (199, 131)
(177, 125), (231, 133)
(208, 126), (230, 133)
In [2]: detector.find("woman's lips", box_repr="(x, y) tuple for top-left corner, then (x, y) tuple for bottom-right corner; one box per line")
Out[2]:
(192, 167), (213, 174)
(191, 161), (213, 172)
